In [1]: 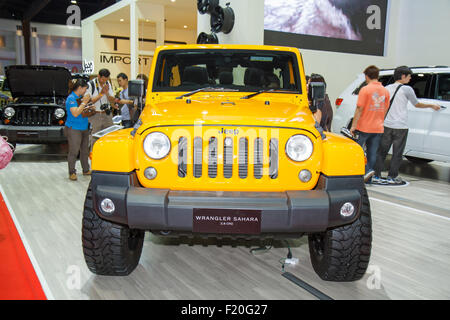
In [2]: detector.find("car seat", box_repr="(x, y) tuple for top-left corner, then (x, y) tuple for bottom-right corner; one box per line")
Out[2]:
(219, 71), (233, 87)
(182, 66), (209, 86)
(244, 68), (264, 87)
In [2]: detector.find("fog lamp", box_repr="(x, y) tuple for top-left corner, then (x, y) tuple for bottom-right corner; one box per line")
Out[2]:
(340, 202), (355, 218)
(298, 169), (312, 183)
(144, 167), (157, 180)
(101, 198), (115, 215)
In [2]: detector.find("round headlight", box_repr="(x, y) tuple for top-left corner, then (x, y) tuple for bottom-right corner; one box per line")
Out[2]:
(143, 132), (171, 160)
(54, 108), (65, 119)
(4, 107), (15, 119)
(286, 135), (314, 162)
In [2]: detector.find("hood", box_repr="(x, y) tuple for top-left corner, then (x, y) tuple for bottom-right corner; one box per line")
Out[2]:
(5, 65), (71, 98)
(140, 97), (316, 129)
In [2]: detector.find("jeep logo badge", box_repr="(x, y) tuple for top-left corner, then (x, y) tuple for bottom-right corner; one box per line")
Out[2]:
(219, 128), (239, 135)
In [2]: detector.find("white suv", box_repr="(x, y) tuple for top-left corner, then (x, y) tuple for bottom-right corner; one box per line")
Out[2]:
(332, 66), (450, 163)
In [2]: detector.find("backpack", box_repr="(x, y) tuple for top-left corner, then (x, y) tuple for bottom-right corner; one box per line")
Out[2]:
(0, 136), (14, 170)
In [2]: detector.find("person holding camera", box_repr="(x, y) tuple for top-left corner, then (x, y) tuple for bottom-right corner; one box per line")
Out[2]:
(65, 79), (91, 181)
(116, 73), (136, 129)
(85, 68), (118, 150)
(309, 73), (333, 131)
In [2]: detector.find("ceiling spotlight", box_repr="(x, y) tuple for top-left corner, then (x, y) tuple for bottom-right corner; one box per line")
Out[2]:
(120, 19), (124, 22)
(71, 0), (77, 4)
(184, 25), (188, 29)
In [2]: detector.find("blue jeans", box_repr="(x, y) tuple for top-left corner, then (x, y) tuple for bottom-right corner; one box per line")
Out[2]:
(356, 131), (383, 179)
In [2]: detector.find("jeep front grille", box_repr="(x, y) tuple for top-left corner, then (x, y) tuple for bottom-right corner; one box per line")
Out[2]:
(14, 106), (53, 126)
(178, 136), (279, 180)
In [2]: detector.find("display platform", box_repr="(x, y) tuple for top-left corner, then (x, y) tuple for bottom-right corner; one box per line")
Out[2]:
(0, 144), (449, 300)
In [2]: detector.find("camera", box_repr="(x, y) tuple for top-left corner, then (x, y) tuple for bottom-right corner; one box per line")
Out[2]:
(100, 104), (112, 116)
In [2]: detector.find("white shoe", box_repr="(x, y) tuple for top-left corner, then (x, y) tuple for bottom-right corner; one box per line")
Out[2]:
(386, 176), (402, 184)
(372, 176), (387, 184)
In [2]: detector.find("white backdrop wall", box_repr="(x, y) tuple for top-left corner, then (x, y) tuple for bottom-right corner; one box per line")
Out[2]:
(82, 20), (196, 79)
(197, 0), (450, 108)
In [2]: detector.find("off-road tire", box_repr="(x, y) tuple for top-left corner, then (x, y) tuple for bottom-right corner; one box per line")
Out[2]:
(308, 187), (372, 282)
(82, 184), (145, 276)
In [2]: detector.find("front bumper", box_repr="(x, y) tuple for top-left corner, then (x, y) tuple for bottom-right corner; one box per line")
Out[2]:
(90, 172), (364, 234)
(0, 125), (66, 143)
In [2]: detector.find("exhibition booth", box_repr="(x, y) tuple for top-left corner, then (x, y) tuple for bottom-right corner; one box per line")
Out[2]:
(0, 0), (449, 303)
(81, 0), (197, 79)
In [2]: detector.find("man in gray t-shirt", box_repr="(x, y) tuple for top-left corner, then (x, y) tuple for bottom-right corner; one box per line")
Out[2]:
(374, 66), (441, 184)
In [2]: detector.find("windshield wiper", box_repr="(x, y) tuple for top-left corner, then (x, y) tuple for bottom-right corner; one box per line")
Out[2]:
(176, 87), (238, 99)
(240, 89), (295, 100)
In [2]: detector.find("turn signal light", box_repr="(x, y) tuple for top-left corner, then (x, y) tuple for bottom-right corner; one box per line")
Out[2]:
(336, 98), (343, 108)
(4, 119), (10, 124)
(58, 120), (64, 125)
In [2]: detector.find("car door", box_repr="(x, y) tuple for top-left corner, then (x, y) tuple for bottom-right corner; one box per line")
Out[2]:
(422, 73), (450, 160)
(404, 73), (434, 155)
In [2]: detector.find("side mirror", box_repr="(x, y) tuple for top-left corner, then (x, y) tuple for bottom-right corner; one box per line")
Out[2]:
(128, 79), (145, 98)
(308, 82), (325, 102)
(308, 82), (326, 112)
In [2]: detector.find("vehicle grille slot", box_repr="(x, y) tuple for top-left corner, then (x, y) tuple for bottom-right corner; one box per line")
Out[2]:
(44, 108), (50, 125)
(269, 139), (279, 179)
(223, 137), (233, 179)
(208, 137), (218, 178)
(16, 109), (22, 124)
(40, 109), (45, 125)
(32, 108), (37, 125)
(178, 137), (187, 178)
(27, 108), (32, 125)
(193, 137), (203, 178)
(239, 138), (248, 179)
(254, 138), (263, 179)
(20, 109), (23, 125)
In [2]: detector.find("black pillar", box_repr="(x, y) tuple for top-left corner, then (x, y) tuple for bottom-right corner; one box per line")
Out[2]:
(22, 20), (31, 65)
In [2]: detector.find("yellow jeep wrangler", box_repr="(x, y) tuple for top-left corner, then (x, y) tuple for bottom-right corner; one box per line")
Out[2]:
(82, 45), (371, 282)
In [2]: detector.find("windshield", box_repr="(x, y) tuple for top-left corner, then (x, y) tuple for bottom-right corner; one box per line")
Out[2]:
(153, 49), (302, 94)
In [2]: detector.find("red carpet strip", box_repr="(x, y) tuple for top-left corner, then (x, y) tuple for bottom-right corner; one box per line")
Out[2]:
(0, 192), (47, 300)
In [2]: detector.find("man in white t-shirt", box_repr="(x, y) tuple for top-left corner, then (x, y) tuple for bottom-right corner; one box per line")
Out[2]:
(85, 69), (118, 150)
(374, 66), (441, 184)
